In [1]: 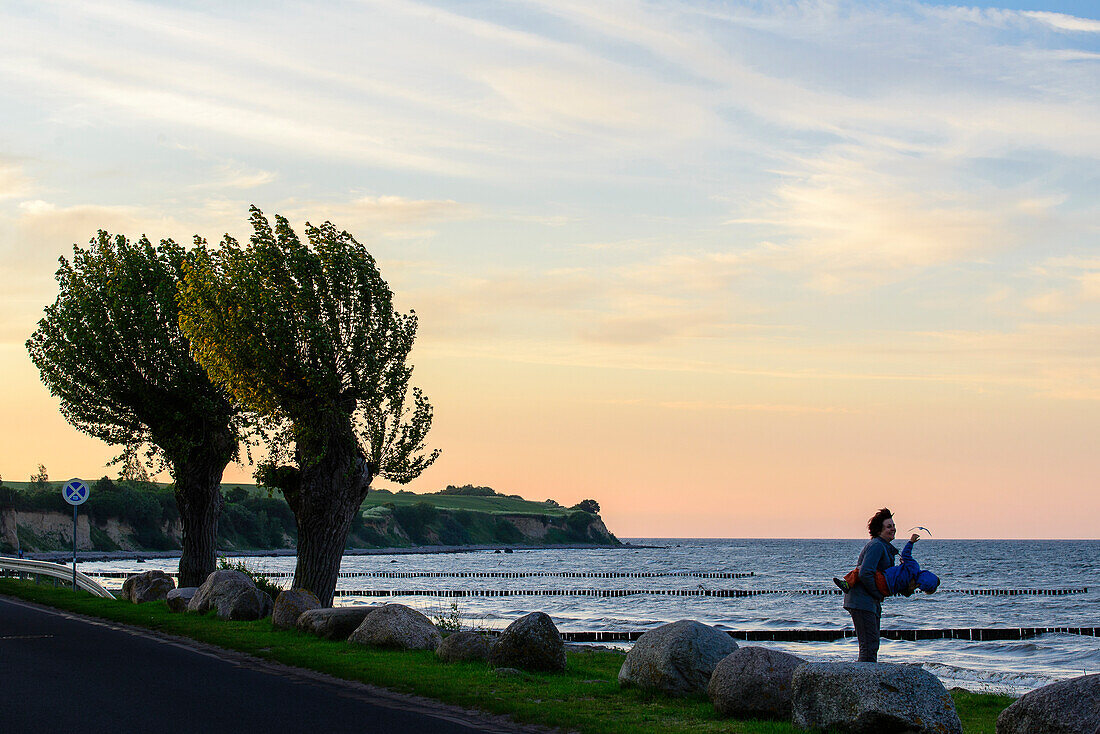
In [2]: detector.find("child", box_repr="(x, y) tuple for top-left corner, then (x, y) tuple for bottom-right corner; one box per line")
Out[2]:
(834, 533), (939, 597)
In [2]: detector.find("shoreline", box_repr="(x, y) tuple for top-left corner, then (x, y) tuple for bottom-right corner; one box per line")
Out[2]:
(25, 541), (658, 563)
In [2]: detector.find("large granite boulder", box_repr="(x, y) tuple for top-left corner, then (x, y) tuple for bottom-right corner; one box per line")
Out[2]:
(996, 673), (1100, 734)
(348, 604), (441, 651)
(708, 645), (805, 719)
(272, 589), (320, 630)
(618, 620), (738, 696)
(792, 662), (962, 734)
(488, 612), (566, 673)
(297, 607), (375, 641)
(122, 570), (175, 604)
(187, 569), (274, 621)
(437, 631), (493, 663)
(166, 587), (197, 613)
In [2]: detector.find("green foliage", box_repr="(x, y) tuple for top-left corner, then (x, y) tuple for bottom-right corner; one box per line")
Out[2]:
(89, 525), (120, 551)
(392, 501), (440, 544)
(217, 496), (296, 550)
(0, 479), (177, 550)
(492, 516), (524, 544)
(177, 207), (439, 485)
(362, 489), (572, 515)
(436, 484), (497, 496)
(26, 231), (242, 473)
(571, 499), (601, 514)
(30, 463), (49, 485)
(25, 229), (247, 581)
(567, 511), (594, 536)
(217, 557), (285, 598)
(432, 601), (463, 633)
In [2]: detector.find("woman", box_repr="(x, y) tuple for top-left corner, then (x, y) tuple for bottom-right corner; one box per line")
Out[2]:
(842, 507), (898, 662)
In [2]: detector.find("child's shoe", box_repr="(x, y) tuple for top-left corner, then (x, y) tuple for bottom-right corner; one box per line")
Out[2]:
(832, 577), (850, 592)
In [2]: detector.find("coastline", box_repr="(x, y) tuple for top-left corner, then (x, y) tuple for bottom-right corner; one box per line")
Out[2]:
(26, 541), (657, 563)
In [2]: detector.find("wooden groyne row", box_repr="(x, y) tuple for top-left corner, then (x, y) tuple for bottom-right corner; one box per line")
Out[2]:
(261, 571), (757, 579)
(82, 570), (755, 579)
(330, 587), (1089, 598)
(551, 627), (1100, 643)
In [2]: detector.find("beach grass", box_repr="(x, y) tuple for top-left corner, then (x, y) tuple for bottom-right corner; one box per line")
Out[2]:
(0, 578), (1010, 733)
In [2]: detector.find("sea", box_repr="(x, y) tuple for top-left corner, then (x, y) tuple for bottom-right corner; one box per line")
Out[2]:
(79, 538), (1100, 697)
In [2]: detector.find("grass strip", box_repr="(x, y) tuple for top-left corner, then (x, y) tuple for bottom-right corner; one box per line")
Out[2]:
(0, 578), (1012, 733)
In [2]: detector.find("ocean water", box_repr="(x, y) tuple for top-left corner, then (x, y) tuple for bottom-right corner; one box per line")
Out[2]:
(81, 538), (1100, 696)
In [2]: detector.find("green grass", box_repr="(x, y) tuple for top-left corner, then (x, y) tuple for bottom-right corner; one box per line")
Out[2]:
(0, 578), (1009, 733)
(950, 689), (1015, 734)
(362, 489), (570, 516)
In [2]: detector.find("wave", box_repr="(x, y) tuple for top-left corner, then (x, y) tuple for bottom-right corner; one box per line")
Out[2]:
(920, 661), (1059, 696)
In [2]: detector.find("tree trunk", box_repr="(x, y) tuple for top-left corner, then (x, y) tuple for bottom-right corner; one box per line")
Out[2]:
(171, 430), (235, 587)
(175, 477), (222, 587)
(292, 493), (359, 607)
(290, 415), (371, 606)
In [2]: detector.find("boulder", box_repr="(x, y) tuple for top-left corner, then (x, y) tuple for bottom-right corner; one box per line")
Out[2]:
(618, 620), (738, 696)
(187, 569), (274, 621)
(708, 645), (805, 719)
(272, 589), (320, 630)
(436, 630), (493, 663)
(996, 673), (1100, 734)
(166, 587), (197, 613)
(297, 607), (374, 641)
(348, 604), (441, 651)
(791, 662), (962, 734)
(122, 570), (175, 604)
(487, 612), (566, 673)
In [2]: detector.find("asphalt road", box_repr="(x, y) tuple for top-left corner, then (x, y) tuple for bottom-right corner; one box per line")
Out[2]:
(0, 595), (532, 734)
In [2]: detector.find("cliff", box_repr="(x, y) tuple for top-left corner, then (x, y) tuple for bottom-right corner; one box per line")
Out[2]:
(0, 483), (619, 553)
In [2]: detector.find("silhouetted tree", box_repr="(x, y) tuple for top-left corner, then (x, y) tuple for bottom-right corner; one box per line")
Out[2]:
(572, 499), (600, 514)
(178, 207), (438, 605)
(27, 232), (246, 585)
(29, 464), (49, 485)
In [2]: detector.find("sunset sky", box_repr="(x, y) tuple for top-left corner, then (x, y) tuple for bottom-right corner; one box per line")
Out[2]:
(1, 1), (1098, 539)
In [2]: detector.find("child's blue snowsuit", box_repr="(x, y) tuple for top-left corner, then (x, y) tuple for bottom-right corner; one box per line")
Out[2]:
(883, 540), (938, 595)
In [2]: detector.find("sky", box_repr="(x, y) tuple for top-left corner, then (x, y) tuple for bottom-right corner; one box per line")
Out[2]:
(1, 0), (1098, 539)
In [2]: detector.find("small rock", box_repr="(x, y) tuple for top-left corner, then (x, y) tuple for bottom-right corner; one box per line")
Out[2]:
(297, 607), (375, 641)
(791, 661), (962, 734)
(436, 630), (493, 663)
(348, 604), (442, 651)
(493, 667), (523, 677)
(995, 673), (1100, 734)
(166, 587), (197, 613)
(708, 646), (805, 719)
(488, 612), (566, 673)
(618, 620), (738, 696)
(122, 570), (175, 604)
(272, 589), (320, 630)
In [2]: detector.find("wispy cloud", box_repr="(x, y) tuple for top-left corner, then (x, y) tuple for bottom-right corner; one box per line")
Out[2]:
(1023, 11), (1100, 33)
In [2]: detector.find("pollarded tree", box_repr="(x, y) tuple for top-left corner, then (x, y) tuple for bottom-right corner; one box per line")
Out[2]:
(26, 232), (244, 586)
(178, 207), (439, 606)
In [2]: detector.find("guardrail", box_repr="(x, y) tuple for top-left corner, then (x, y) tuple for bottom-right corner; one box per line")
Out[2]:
(0, 556), (116, 599)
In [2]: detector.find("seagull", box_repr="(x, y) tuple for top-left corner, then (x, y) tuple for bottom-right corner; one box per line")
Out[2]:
(909, 526), (933, 536)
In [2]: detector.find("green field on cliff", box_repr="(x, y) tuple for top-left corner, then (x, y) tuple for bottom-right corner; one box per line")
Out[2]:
(362, 487), (573, 515)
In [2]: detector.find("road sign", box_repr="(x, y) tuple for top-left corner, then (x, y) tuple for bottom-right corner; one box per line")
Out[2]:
(62, 479), (89, 506)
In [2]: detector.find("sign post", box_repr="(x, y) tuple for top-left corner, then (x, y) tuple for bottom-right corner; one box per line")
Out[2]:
(62, 479), (90, 590)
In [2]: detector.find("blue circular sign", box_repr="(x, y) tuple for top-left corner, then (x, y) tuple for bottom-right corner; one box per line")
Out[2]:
(62, 479), (89, 506)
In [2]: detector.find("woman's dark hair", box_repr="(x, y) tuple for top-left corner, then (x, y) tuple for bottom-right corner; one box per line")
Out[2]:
(867, 507), (893, 537)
